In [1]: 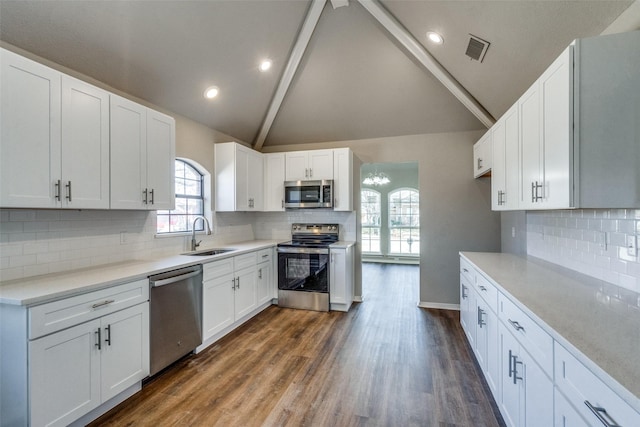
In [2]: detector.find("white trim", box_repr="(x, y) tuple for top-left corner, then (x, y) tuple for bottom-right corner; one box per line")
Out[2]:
(353, 295), (364, 302)
(253, 0), (327, 150)
(417, 301), (460, 311)
(357, 0), (495, 127)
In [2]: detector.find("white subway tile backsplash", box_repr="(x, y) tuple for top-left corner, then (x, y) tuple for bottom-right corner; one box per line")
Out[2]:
(527, 209), (640, 293)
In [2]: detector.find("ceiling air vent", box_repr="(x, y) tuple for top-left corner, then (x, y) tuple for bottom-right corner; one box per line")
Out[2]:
(465, 34), (490, 62)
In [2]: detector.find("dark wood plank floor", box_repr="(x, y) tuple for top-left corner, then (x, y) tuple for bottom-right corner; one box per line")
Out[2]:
(90, 263), (503, 426)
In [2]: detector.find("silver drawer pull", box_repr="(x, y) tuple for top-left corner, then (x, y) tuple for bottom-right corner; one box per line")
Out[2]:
(262, 254), (269, 258)
(584, 401), (621, 427)
(508, 319), (525, 332)
(479, 285), (487, 291)
(92, 299), (115, 309)
(463, 268), (469, 273)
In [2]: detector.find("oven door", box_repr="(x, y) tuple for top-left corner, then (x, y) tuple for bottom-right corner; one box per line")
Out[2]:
(278, 249), (329, 293)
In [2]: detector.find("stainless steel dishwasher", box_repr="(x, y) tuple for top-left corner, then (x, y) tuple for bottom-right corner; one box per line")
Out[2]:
(149, 265), (203, 376)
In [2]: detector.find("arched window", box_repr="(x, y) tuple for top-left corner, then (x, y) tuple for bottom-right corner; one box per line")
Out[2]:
(157, 159), (205, 233)
(361, 189), (381, 254)
(388, 188), (419, 255)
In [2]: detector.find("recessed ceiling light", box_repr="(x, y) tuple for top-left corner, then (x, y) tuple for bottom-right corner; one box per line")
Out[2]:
(426, 31), (444, 45)
(204, 86), (219, 99)
(259, 59), (273, 72)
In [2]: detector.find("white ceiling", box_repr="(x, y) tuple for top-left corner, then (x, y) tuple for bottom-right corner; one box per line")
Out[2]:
(0, 0), (636, 148)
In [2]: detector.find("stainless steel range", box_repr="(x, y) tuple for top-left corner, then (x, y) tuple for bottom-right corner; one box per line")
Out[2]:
(277, 223), (339, 312)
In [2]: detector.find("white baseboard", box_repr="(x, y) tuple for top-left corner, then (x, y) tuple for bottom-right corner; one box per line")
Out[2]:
(417, 301), (460, 311)
(69, 383), (141, 427)
(353, 295), (364, 302)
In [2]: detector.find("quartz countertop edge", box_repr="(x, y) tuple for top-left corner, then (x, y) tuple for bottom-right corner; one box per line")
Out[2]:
(330, 241), (356, 248)
(0, 240), (281, 306)
(460, 251), (640, 412)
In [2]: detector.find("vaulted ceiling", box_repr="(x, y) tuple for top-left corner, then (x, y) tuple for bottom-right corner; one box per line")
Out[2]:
(0, 1), (636, 149)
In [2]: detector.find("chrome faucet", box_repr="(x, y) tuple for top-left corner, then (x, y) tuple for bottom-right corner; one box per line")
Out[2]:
(190, 216), (212, 251)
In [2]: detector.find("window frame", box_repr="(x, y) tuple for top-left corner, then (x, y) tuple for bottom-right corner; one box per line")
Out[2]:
(388, 188), (420, 256)
(156, 159), (206, 234)
(361, 189), (382, 254)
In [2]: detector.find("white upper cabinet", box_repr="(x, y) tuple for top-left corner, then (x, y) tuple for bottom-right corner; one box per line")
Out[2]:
(473, 131), (492, 178)
(1, 49), (61, 208)
(263, 153), (285, 211)
(146, 109), (176, 210)
(61, 75), (110, 209)
(285, 149), (333, 181)
(492, 105), (520, 210)
(110, 95), (175, 210)
(332, 148), (353, 211)
(2, 55), (111, 210)
(215, 142), (263, 212)
(486, 31), (639, 210)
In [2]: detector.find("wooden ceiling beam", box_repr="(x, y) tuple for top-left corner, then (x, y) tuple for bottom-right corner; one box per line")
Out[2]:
(358, 0), (495, 128)
(253, 0), (327, 151)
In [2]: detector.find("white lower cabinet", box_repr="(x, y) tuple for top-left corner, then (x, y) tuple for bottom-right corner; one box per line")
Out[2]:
(460, 254), (640, 427)
(499, 321), (553, 427)
(30, 303), (149, 427)
(329, 246), (354, 312)
(202, 249), (275, 345)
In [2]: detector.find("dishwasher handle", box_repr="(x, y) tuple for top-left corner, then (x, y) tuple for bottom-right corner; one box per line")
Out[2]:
(150, 269), (201, 288)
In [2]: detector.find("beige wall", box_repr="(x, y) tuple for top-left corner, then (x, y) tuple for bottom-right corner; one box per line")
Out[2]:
(263, 130), (501, 307)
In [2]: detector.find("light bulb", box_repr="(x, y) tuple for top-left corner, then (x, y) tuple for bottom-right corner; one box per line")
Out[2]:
(204, 86), (219, 99)
(426, 31), (444, 45)
(259, 59), (272, 72)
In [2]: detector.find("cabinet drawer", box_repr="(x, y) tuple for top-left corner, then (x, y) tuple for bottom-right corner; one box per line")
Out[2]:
(555, 343), (640, 427)
(256, 248), (272, 264)
(29, 279), (149, 339)
(499, 293), (553, 377)
(460, 257), (475, 284)
(234, 252), (256, 271)
(204, 258), (234, 280)
(474, 273), (498, 313)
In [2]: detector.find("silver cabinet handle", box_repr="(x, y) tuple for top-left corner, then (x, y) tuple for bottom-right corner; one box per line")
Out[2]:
(508, 319), (525, 332)
(95, 328), (101, 350)
(513, 354), (523, 384)
(55, 180), (62, 201)
(531, 182), (536, 203)
(258, 268), (262, 279)
(92, 299), (115, 309)
(463, 268), (469, 273)
(105, 325), (111, 346)
(584, 401), (621, 427)
(461, 284), (467, 299)
(479, 285), (487, 291)
(65, 181), (72, 201)
(477, 158), (483, 170)
(143, 188), (148, 204)
(149, 189), (154, 205)
(232, 278), (236, 290)
(477, 307), (486, 327)
(305, 168), (308, 178)
(236, 276), (240, 289)
(262, 254), (269, 258)
(309, 168), (313, 177)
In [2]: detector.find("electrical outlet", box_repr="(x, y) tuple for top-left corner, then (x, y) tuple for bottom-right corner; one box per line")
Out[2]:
(627, 235), (637, 257)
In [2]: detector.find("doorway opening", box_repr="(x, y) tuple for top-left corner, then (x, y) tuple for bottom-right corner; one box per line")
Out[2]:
(360, 162), (420, 303)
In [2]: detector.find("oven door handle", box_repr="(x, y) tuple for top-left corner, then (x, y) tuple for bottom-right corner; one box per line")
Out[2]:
(277, 247), (329, 255)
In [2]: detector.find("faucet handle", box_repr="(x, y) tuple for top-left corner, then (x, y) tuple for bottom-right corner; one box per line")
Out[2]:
(195, 240), (202, 249)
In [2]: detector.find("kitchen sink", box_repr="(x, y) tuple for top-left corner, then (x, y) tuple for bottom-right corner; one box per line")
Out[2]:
(182, 249), (234, 256)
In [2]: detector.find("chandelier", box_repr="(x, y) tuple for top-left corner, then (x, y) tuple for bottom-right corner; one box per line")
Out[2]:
(362, 171), (390, 186)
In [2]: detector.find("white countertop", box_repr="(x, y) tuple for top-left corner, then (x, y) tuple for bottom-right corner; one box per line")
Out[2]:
(0, 240), (280, 306)
(461, 251), (640, 408)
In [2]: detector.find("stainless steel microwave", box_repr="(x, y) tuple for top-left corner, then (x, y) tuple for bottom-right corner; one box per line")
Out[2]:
(284, 180), (333, 209)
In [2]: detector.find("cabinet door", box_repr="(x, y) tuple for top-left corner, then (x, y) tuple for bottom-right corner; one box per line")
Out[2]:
(461, 278), (477, 349)
(146, 110), (175, 210)
(61, 75), (110, 209)
(475, 299), (489, 372)
(264, 153), (285, 211)
(285, 151), (309, 181)
(503, 105), (520, 210)
(247, 149), (264, 210)
(110, 95), (146, 209)
(491, 118), (506, 210)
(308, 149), (334, 180)
(30, 319), (101, 427)
(235, 145), (250, 210)
(329, 249), (347, 304)
(499, 323), (521, 427)
(555, 389), (590, 427)
(100, 303), (150, 402)
(473, 132), (492, 178)
(256, 261), (272, 305)
(333, 148), (353, 211)
(519, 84), (542, 210)
(485, 307), (500, 398)
(522, 346), (554, 427)
(234, 266), (257, 320)
(540, 46), (573, 209)
(0, 48), (61, 208)
(203, 273), (235, 340)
